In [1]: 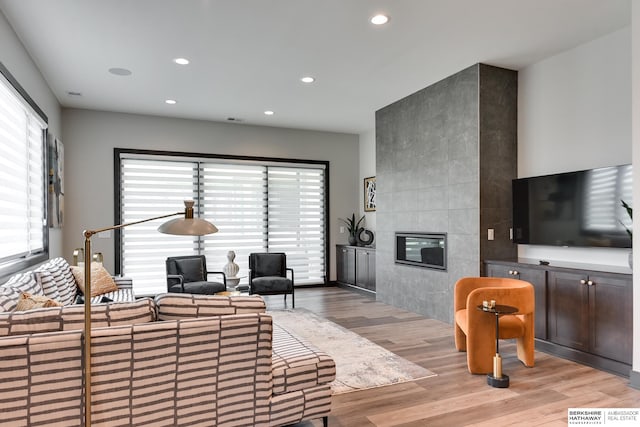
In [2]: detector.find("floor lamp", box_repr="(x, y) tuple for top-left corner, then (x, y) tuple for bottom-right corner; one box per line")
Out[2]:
(82, 200), (217, 427)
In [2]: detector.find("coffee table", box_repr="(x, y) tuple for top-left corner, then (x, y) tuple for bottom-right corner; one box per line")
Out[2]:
(477, 303), (518, 388)
(215, 290), (242, 296)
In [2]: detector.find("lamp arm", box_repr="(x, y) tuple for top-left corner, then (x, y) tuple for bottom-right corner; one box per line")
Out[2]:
(83, 211), (183, 239)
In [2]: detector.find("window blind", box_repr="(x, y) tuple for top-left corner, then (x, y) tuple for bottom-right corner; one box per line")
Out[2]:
(200, 162), (268, 282)
(120, 158), (198, 296)
(267, 167), (326, 284)
(0, 73), (46, 264)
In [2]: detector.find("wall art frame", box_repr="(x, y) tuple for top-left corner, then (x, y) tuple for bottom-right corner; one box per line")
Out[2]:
(48, 134), (64, 228)
(364, 176), (376, 212)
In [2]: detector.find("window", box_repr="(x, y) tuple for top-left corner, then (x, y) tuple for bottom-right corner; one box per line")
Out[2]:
(117, 151), (327, 296)
(0, 63), (48, 280)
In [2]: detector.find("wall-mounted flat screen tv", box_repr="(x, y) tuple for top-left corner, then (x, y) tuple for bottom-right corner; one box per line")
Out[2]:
(512, 164), (632, 248)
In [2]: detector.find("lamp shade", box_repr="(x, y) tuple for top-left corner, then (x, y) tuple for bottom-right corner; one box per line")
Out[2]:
(157, 200), (218, 236)
(158, 217), (218, 235)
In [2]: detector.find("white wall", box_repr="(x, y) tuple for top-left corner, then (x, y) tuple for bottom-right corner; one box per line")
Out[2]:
(358, 129), (376, 235)
(631, 1), (640, 381)
(518, 27), (632, 267)
(0, 11), (63, 258)
(61, 109), (359, 281)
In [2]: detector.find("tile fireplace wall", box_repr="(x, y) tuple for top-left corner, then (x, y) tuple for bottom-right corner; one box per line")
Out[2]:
(375, 63), (518, 323)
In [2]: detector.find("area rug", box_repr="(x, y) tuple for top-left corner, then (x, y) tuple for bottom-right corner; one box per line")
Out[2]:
(269, 309), (436, 394)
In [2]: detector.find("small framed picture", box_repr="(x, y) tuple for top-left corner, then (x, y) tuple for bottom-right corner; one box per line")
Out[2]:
(48, 134), (64, 228)
(364, 176), (376, 212)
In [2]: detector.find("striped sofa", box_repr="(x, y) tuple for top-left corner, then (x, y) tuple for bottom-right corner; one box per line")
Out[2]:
(0, 257), (134, 312)
(0, 293), (336, 426)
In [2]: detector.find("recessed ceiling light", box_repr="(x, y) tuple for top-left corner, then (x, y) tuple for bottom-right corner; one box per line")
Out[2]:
(370, 14), (389, 25)
(108, 67), (132, 76)
(165, 99), (177, 105)
(264, 110), (275, 116)
(301, 76), (315, 83)
(173, 58), (190, 65)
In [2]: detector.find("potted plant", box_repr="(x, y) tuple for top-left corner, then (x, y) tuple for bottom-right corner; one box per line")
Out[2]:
(340, 213), (365, 246)
(621, 199), (633, 269)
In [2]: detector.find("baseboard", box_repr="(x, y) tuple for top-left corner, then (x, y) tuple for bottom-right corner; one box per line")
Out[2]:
(630, 370), (640, 389)
(535, 339), (631, 378)
(336, 282), (376, 297)
(296, 283), (337, 288)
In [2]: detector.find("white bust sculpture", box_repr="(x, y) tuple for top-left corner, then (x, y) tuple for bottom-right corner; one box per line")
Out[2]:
(223, 250), (240, 284)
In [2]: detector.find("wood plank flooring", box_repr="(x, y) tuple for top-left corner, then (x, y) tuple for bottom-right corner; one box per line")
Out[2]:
(260, 286), (640, 427)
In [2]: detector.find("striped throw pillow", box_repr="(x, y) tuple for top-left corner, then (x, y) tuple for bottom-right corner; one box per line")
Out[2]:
(0, 286), (21, 312)
(5, 272), (43, 295)
(0, 273), (43, 313)
(35, 258), (77, 306)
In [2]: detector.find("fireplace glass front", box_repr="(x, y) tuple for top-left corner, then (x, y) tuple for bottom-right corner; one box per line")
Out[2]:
(395, 232), (447, 270)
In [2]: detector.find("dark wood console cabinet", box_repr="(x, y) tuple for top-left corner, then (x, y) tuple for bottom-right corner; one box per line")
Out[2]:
(485, 263), (547, 339)
(336, 245), (355, 286)
(337, 245), (375, 292)
(485, 259), (632, 377)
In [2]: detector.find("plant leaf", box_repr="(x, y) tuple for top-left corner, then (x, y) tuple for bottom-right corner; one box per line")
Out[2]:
(621, 200), (633, 238)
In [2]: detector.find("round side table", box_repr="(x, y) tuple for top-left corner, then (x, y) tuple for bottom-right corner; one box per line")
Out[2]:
(226, 275), (247, 290)
(476, 303), (518, 388)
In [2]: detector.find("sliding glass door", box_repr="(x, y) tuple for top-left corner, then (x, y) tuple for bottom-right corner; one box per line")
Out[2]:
(118, 151), (327, 296)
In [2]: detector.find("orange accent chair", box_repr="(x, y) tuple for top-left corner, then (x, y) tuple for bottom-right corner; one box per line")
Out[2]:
(454, 277), (535, 374)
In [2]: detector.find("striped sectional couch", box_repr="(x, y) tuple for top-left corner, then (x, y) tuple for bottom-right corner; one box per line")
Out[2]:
(0, 257), (134, 312)
(0, 292), (336, 426)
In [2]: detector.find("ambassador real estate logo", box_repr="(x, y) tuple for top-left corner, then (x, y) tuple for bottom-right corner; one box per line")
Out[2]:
(568, 408), (639, 426)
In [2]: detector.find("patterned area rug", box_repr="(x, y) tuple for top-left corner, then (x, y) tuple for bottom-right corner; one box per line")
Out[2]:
(269, 309), (436, 394)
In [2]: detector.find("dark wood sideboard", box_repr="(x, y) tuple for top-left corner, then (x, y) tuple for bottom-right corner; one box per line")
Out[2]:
(336, 245), (375, 293)
(485, 258), (632, 377)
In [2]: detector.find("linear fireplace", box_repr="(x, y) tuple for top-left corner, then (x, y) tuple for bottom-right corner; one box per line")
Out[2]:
(395, 232), (447, 270)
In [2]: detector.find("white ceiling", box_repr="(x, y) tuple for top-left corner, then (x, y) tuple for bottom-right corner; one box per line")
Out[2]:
(0, 0), (631, 134)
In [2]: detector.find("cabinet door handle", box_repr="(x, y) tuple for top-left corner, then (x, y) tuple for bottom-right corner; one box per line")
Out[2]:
(513, 270), (519, 275)
(587, 280), (594, 286)
(580, 279), (587, 285)
(508, 270), (513, 274)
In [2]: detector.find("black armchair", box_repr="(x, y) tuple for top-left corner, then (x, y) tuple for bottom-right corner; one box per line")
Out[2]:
(166, 255), (227, 295)
(248, 252), (294, 307)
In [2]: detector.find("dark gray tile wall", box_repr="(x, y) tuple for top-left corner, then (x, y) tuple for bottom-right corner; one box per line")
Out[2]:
(375, 64), (517, 323)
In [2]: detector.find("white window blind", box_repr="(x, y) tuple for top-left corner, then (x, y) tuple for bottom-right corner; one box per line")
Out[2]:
(200, 162), (267, 281)
(267, 167), (326, 284)
(0, 72), (46, 264)
(120, 158), (198, 296)
(119, 154), (327, 295)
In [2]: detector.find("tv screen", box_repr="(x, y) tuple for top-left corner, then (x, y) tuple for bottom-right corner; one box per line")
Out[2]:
(513, 164), (632, 248)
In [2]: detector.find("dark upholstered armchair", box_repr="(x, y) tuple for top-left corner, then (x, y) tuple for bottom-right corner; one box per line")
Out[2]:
(248, 252), (294, 307)
(166, 255), (227, 295)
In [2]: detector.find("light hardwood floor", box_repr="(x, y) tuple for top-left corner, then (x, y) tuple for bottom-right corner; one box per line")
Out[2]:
(260, 286), (640, 427)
